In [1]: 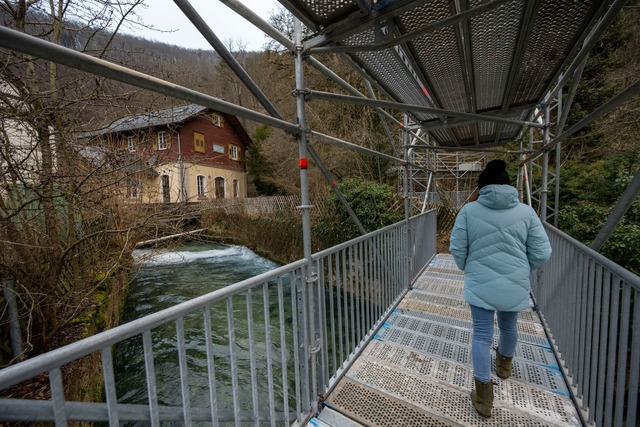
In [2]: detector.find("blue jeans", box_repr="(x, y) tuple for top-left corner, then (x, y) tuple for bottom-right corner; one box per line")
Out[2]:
(469, 305), (519, 382)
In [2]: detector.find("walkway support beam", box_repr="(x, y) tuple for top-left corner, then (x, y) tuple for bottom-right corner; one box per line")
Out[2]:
(591, 169), (640, 252)
(173, 0), (281, 118)
(307, 144), (367, 235)
(0, 27), (297, 133)
(307, 90), (545, 128)
(304, 0), (511, 52)
(185, 0), (367, 238)
(219, 0), (293, 49)
(293, 18), (320, 422)
(540, 104), (550, 222)
(220, 0), (405, 134)
(522, 79), (640, 165)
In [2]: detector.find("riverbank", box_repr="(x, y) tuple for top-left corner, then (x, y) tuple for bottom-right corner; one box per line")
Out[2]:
(201, 210), (306, 266)
(0, 267), (130, 403)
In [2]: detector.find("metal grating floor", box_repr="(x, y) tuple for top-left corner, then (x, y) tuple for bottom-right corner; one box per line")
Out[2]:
(312, 254), (581, 426)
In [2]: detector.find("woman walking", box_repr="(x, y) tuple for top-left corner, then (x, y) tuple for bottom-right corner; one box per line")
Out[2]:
(449, 159), (552, 418)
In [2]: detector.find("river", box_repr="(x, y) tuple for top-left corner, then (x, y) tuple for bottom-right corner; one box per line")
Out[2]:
(113, 241), (288, 422)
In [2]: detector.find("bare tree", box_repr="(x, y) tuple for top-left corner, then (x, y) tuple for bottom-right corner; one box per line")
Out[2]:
(0, 0), (154, 365)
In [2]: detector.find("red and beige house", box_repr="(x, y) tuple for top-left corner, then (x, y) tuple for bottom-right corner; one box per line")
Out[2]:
(83, 104), (251, 203)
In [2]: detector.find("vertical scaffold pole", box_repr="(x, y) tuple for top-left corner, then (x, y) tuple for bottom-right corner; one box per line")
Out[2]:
(528, 126), (534, 205)
(402, 115), (411, 289)
(555, 89), (562, 227)
(293, 18), (319, 419)
(541, 104), (551, 222)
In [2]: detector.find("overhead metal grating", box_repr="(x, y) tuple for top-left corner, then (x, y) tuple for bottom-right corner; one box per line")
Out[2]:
(280, 0), (612, 148)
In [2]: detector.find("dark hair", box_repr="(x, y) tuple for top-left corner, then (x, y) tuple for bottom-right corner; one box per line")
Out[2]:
(478, 159), (511, 189)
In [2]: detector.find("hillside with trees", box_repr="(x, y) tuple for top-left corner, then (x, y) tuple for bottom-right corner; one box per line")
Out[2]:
(0, 0), (638, 379)
(554, 3), (639, 274)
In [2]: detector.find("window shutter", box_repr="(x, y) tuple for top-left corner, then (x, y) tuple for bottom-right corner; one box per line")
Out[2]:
(152, 138), (158, 151)
(194, 132), (205, 153)
(166, 134), (171, 150)
(228, 144), (232, 159)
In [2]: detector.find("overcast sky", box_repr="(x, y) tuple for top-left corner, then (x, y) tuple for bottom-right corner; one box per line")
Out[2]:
(126, 0), (281, 51)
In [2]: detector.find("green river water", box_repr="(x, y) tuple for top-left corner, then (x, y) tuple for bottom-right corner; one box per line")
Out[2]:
(113, 242), (295, 424)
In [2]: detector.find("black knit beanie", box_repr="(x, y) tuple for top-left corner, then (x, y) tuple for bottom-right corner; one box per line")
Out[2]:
(477, 159), (511, 189)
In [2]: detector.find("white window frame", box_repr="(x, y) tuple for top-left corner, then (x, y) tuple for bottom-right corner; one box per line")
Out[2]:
(197, 175), (206, 197)
(212, 114), (222, 127)
(157, 131), (167, 150)
(127, 136), (136, 152)
(230, 145), (239, 160)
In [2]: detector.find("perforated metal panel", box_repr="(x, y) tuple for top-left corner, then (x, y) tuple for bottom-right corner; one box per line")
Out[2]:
(422, 265), (463, 275)
(406, 291), (467, 308)
(387, 310), (549, 347)
(377, 323), (554, 365)
(417, 271), (465, 282)
(317, 254), (581, 426)
(280, 0), (361, 29)
(345, 29), (438, 121)
(470, 0), (524, 111)
(510, 0), (601, 105)
(426, 257), (461, 272)
(328, 381), (459, 427)
(402, 291), (540, 323)
(328, 366), (580, 426)
(363, 341), (566, 393)
(413, 282), (464, 295)
(282, 0), (608, 148)
(402, 0), (468, 113)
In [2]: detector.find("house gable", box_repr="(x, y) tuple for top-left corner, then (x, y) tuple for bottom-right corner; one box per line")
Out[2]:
(179, 112), (248, 172)
(89, 104), (252, 203)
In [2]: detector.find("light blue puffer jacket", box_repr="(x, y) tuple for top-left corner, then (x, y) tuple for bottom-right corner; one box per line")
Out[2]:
(449, 184), (552, 311)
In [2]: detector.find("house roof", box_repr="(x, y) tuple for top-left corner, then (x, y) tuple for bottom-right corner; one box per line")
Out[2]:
(96, 104), (207, 134)
(78, 104), (252, 144)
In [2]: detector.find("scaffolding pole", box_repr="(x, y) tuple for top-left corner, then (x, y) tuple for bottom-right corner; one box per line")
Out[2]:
(308, 90), (545, 129)
(541, 104), (550, 222)
(522, 79), (640, 164)
(173, 0), (281, 118)
(591, 169), (640, 252)
(177, 0), (368, 237)
(293, 18), (317, 421)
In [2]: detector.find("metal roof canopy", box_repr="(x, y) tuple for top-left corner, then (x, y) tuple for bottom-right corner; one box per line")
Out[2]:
(279, 0), (618, 148)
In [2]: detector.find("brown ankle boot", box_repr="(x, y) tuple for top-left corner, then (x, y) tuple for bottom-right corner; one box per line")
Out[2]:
(471, 378), (494, 418)
(495, 352), (513, 379)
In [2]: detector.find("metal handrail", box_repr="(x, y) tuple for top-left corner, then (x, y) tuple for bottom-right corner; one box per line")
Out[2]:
(0, 211), (437, 426)
(533, 223), (640, 427)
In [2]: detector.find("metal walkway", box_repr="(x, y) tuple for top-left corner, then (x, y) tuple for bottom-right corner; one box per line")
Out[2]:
(310, 253), (580, 427)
